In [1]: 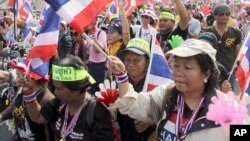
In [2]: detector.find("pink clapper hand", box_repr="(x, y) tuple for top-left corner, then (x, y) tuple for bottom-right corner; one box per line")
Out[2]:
(206, 91), (248, 128)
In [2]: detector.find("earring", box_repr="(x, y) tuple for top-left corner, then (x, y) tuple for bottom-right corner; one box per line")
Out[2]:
(204, 78), (208, 83)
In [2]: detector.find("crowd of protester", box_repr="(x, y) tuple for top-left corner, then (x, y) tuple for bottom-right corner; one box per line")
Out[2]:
(0, 0), (250, 141)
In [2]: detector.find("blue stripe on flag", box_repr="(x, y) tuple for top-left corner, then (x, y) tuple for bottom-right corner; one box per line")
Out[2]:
(245, 36), (250, 48)
(245, 83), (250, 96)
(30, 61), (50, 78)
(150, 54), (172, 79)
(45, 0), (69, 11)
(39, 7), (60, 33)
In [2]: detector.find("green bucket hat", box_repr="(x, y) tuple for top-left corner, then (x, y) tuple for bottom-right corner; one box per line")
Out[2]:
(213, 3), (230, 14)
(124, 38), (150, 57)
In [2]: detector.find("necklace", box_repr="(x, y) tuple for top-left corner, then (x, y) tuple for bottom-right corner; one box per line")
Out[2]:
(60, 96), (88, 140)
(175, 94), (204, 140)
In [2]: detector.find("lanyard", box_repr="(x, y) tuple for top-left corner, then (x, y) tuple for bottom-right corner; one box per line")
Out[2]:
(60, 97), (88, 140)
(175, 94), (204, 140)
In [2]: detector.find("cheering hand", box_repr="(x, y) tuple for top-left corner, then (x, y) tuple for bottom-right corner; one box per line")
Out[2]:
(206, 91), (248, 128)
(168, 35), (183, 49)
(95, 79), (119, 107)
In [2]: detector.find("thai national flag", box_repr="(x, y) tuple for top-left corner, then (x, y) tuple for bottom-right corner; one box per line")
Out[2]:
(21, 0), (34, 40)
(125, 0), (136, 17)
(11, 58), (50, 81)
(142, 37), (173, 92)
(45, 0), (112, 33)
(107, 0), (119, 19)
(39, 2), (49, 26)
(19, 0), (32, 19)
(236, 31), (250, 99)
(23, 13), (35, 40)
(26, 6), (60, 63)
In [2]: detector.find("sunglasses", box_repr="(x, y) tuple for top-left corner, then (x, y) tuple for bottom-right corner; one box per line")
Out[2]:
(141, 15), (150, 19)
(217, 12), (230, 17)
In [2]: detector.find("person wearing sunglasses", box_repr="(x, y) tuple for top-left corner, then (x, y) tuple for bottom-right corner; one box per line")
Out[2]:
(205, 3), (242, 95)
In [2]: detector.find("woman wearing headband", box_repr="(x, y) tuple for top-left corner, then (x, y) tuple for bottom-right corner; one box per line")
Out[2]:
(22, 56), (114, 141)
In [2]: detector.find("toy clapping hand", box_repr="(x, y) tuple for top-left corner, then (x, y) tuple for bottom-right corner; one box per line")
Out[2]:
(206, 91), (248, 128)
(95, 79), (119, 107)
(168, 35), (183, 49)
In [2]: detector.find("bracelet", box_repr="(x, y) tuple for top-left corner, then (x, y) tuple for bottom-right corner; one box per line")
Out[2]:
(23, 92), (37, 103)
(115, 72), (128, 83)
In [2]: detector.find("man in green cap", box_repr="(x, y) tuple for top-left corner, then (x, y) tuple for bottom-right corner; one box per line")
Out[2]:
(205, 3), (242, 94)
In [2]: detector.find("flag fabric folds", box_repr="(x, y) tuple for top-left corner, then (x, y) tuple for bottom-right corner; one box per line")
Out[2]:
(236, 31), (250, 98)
(39, 2), (49, 26)
(11, 58), (50, 81)
(45, 0), (112, 33)
(143, 37), (173, 92)
(26, 6), (60, 63)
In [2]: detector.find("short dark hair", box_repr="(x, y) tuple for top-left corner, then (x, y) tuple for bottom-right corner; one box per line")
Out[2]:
(54, 55), (92, 94)
(193, 54), (219, 95)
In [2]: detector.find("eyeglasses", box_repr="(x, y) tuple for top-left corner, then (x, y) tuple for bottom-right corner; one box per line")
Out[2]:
(217, 12), (230, 17)
(141, 15), (150, 19)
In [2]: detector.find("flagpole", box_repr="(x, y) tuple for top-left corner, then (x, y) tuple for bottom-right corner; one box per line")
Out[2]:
(82, 33), (111, 62)
(227, 31), (250, 81)
(14, 0), (17, 41)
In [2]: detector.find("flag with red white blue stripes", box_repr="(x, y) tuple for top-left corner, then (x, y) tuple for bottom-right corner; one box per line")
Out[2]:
(236, 31), (250, 99)
(143, 37), (173, 92)
(26, 6), (60, 63)
(45, 0), (112, 33)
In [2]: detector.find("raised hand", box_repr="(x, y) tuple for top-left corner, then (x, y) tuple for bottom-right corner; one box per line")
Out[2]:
(95, 79), (119, 107)
(206, 91), (248, 128)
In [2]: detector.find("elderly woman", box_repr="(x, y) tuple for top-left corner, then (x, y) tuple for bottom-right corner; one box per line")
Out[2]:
(117, 38), (156, 141)
(22, 56), (114, 141)
(108, 39), (233, 141)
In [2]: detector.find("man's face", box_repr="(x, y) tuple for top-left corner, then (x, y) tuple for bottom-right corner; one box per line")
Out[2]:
(215, 11), (230, 24)
(158, 18), (175, 32)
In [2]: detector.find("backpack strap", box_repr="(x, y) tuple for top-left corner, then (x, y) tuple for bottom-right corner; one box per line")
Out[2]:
(86, 97), (97, 130)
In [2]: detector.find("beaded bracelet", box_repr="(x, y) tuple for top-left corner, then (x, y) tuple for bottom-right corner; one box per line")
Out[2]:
(115, 72), (128, 83)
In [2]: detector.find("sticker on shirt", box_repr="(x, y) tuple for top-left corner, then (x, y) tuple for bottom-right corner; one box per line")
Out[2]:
(56, 118), (84, 140)
(225, 38), (236, 47)
(159, 120), (177, 141)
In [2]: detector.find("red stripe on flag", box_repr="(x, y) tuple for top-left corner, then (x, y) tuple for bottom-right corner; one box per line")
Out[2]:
(147, 84), (157, 91)
(237, 66), (247, 94)
(19, 6), (29, 19)
(26, 44), (57, 61)
(69, 0), (112, 33)
(8, 0), (15, 8)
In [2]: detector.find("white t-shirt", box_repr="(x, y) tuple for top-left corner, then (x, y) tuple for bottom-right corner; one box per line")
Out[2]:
(132, 25), (157, 43)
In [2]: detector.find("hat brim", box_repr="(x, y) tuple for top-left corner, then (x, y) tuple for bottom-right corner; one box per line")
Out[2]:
(124, 47), (146, 55)
(167, 47), (201, 58)
(101, 26), (122, 34)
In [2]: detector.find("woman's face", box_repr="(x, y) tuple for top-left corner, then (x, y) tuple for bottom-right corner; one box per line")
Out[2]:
(171, 57), (207, 94)
(106, 30), (122, 45)
(124, 51), (149, 79)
